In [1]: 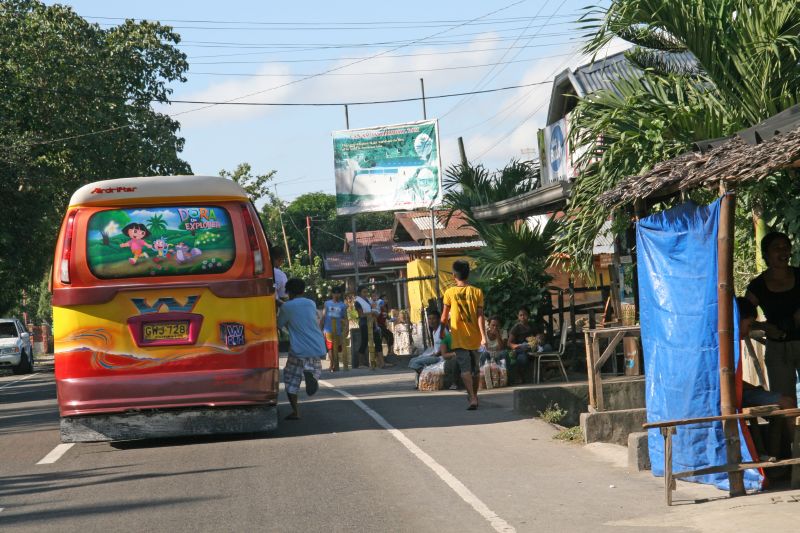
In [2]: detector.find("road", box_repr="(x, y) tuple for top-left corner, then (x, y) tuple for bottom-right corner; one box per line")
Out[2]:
(1, 359), (798, 532)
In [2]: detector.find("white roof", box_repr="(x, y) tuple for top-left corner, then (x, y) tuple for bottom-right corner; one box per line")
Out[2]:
(68, 175), (249, 207)
(393, 240), (486, 252)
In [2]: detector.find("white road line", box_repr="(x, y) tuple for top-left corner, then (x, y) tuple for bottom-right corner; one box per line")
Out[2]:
(320, 380), (516, 533)
(0, 372), (38, 390)
(37, 443), (74, 465)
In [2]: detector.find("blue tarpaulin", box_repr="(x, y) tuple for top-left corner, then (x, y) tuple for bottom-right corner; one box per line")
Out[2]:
(637, 198), (761, 491)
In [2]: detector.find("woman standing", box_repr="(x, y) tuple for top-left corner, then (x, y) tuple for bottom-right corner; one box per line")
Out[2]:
(393, 310), (417, 357)
(746, 232), (800, 407)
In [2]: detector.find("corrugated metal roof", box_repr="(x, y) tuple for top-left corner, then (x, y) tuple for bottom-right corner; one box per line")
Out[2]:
(323, 252), (370, 273)
(394, 210), (479, 242)
(570, 50), (697, 96)
(411, 216), (445, 231)
(393, 240), (485, 252)
(369, 244), (409, 265)
(343, 229), (393, 249)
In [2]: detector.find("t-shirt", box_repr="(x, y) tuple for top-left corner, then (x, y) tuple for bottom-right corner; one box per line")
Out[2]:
(441, 331), (453, 352)
(277, 297), (326, 358)
(443, 284), (484, 350)
(323, 299), (348, 335)
(747, 267), (800, 341)
(273, 267), (288, 299)
(508, 322), (537, 346)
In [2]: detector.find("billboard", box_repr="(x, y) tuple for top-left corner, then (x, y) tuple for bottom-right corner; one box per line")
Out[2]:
(333, 119), (442, 215)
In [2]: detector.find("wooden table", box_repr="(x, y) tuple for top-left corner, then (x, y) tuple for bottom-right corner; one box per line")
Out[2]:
(583, 325), (641, 411)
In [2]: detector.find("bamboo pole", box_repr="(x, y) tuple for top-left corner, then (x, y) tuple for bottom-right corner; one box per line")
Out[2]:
(718, 189), (745, 496)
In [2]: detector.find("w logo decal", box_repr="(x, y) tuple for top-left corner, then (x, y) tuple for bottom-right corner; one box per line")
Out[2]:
(131, 295), (200, 314)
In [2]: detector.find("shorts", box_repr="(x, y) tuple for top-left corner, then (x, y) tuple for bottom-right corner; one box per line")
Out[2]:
(324, 331), (344, 351)
(764, 339), (800, 397)
(283, 355), (322, 395)
(454, 349), (480, 376)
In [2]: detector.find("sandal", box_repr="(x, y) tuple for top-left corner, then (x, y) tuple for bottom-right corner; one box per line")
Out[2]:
(304, 371), (319, 396)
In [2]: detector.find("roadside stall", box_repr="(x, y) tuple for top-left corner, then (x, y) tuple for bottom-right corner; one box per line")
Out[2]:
(597, 105), (800, 503)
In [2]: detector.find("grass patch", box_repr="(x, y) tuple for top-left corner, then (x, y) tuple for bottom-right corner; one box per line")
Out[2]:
(553, 426), (583, 442)
(538, 402), (567, 425)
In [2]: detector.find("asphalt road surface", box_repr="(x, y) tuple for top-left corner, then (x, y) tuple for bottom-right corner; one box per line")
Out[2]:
(1, 358), (798, 532)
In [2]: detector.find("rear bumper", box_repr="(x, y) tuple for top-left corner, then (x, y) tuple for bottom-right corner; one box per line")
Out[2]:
(57, 367), (279, 416)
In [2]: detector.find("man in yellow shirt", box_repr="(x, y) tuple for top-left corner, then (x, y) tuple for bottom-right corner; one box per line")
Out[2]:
(441, 260), (487, 410)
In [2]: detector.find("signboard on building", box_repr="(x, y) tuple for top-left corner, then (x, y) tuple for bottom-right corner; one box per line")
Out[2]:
(333, 119), (442, 215)
(539, 117), (571, 186)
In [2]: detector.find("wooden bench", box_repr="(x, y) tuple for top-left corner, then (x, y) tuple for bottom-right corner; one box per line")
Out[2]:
(643, 406), (800, 505)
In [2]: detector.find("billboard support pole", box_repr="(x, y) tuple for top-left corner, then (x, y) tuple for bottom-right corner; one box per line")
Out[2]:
(430, 208), (441, 312)
(343, 105), (360, 290)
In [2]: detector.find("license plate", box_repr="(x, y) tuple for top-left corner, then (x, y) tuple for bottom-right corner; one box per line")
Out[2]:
(143, 321), (189, 342)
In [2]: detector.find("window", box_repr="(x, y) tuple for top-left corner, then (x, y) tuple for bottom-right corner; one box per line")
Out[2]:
(0, 322), (17, 338)
(86, 206), (235, 279)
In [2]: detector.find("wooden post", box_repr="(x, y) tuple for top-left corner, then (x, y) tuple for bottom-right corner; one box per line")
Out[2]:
(718, 190), (745, 496)
(792, 416), (800, 489)
(367, 314), (376, 369)
(661, 426), (677, 506)
(593, 339), (604, 411)
(584, 331), (597, 410)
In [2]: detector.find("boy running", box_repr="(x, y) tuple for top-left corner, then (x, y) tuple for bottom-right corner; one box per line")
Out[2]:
(278, 278), (327, 420)
(441, 260), (487, 410)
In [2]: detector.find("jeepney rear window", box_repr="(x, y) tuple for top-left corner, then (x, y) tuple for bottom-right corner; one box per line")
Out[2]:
(86, 206), (235, 279)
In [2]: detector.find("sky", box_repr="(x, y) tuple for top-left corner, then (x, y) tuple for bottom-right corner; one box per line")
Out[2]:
(46, 0), (622, 205)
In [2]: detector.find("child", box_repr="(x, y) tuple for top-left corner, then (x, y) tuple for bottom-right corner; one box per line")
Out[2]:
(278, 278), (327, 420)
(320, 285), (348, 371)
(119, 222), (153, 264)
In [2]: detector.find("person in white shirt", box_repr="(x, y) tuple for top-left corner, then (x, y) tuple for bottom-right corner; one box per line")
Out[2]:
(270, 246), (288, 305)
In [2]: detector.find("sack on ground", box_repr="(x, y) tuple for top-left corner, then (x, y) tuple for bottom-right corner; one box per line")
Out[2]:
(479, 359), (508, 389)
(419, 360), (445, 391)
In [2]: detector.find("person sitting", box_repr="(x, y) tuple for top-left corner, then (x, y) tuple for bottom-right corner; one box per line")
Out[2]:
(481, 316), (510, 369)
(507, 306), (538, 383)
(409, 309), (444, 389)
(737, 296), (795, 461)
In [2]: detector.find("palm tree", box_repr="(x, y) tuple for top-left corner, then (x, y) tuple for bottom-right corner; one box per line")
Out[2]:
(146, 214), (168, 238)
(557, 0), (800, 274)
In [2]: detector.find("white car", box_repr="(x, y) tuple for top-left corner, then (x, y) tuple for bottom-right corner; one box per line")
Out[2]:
(0, 318), (34, 374)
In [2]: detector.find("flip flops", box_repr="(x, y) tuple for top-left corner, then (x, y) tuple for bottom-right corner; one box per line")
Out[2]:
(304, 371), (319, 396)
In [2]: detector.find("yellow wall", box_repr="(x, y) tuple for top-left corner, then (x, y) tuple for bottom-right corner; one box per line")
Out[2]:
(406, 256), (473, 322)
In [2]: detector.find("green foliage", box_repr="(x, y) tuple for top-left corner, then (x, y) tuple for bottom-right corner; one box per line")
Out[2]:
(146, 214), (168, 238)
(539, 403), (568, 424)
(0, 0), (191, 313)
(283, 252), (335, 304)
(219, 162), (277, 204)
(553, 426), (584, 442)
(259, 191), (395, 258)
(558, 0), (800, 275)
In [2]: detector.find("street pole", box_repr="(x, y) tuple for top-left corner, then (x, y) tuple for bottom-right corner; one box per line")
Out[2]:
(458, 136), (468, 168)
(306, 215), (312, 262)
(344, 104), (359, 289)
(275, 185), (292, 267)
(420, 78), (427, 120)
(430, 208), (440, 311)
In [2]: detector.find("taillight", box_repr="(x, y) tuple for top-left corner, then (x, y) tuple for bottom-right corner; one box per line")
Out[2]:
(60, 211), (77, 284)
(241, 204), (264, 275)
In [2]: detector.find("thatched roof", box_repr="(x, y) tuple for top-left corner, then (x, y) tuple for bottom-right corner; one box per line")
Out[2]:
(598, 105), (800, 207)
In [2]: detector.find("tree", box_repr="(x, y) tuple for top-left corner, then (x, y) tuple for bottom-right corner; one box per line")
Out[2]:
(0, 0), (191, 313)
(220, 162), (277, 204)
(556, 0), (800, 277)
(260, 191), (395, 259)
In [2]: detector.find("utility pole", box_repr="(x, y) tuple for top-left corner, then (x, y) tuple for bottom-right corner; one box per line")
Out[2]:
(420, 78), (427, 120)
(458, 137), (468, 168)
(274, 185), (292, 267)
(420, 77), (439, 310)
(344, 104), (359, 287)
(306, 215), (312, 263)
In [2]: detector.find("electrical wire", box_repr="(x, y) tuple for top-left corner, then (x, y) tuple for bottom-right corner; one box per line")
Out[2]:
(187, 53), (576, 77)
(9, 0), (530, 149)
(439, 0), (570, 120)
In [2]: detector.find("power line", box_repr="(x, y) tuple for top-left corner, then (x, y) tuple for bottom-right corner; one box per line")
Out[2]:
(11, 1), (529, 148)
(187, 53), (576, 77)
(166, 80), (555, 107)
(84, 14), (578, 27)
(440, 0), (569, 120)
(186, 40), (574, 61)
